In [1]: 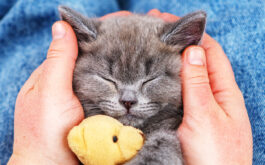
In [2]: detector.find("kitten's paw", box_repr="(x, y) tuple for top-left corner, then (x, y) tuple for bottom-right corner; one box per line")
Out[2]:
(125, 130), (183, 165)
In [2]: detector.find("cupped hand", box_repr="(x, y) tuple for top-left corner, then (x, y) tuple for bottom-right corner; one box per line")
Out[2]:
(8, 21), (84, 165)
(146, 9), (253, 165)
(179, 36), (253, 165)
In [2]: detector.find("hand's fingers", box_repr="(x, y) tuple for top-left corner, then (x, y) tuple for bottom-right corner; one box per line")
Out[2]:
(201, 34), (245, 115)
(99, 11), (132, 20)
(181, 46), (223, 118)
(147, 9), (162, 17)
(147, 9), (179, 22)
(160, 12), (179, 22)
(40, 21), (78, 94)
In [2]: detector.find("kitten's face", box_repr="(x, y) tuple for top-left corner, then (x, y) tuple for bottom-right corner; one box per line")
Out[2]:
(59, 6), (206, 126)
(73, 19), (182, 126)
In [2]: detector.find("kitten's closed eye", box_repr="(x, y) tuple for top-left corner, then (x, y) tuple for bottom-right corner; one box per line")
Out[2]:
(142, 77), (159, 87)
(97, 75), (117, 88)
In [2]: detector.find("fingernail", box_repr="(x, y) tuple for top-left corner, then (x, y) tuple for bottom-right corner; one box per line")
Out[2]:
(52, 22), (66, 40)
(187, 47), (205, 66)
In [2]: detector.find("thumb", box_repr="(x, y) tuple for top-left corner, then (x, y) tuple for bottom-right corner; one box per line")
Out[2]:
(181, 46), (216, 117)
(40, 21), (78, 94)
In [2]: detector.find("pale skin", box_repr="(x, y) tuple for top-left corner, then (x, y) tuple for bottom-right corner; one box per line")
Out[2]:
(8, 10), (252, 165)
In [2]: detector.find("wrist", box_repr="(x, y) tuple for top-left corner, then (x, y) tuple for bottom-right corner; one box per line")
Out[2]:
(8, 152), (59, 165)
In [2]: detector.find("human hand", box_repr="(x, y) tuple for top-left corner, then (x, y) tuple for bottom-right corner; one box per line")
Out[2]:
(8, 21), (84, 165)
(8, 11), (136, 165)
(179, 36), (253, 164)
(105, 9), (253, 165)
(147, 10), (253, 165)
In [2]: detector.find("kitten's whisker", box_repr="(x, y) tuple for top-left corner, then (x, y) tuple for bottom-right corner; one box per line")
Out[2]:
(99, 104), (116, 108)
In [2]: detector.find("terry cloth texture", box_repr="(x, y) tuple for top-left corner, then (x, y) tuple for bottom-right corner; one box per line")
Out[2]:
(0, 0), (264, 164)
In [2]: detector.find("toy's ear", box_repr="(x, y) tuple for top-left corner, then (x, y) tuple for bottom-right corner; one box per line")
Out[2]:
(160, 11), (206, 52)
(58, 6), (100, 43)
(67, 126), (87, 163)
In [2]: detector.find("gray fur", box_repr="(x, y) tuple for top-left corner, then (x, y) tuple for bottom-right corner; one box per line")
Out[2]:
(59, 6), (206, 165)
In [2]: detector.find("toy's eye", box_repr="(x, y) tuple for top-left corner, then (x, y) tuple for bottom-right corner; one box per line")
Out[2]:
(112, 136), (118, 143)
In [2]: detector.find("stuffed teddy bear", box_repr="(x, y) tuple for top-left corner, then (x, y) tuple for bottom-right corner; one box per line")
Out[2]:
(67, 115), (145, 165)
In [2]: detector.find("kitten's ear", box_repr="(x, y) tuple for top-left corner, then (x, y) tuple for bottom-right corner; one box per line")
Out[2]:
(160, 11), (206, 51)
(58, 6), (100, 42)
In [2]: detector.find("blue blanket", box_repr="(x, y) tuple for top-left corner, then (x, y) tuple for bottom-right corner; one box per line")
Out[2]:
(0, 0), (264, 164)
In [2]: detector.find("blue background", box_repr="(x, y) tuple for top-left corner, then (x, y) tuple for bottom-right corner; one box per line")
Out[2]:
(0, 0), (264, 164)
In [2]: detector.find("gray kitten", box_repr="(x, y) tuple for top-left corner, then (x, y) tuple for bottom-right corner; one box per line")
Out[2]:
(59, 6), (206, 165)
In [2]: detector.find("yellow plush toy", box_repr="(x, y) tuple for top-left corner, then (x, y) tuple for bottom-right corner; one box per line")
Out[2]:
(67, 115), (144, 165)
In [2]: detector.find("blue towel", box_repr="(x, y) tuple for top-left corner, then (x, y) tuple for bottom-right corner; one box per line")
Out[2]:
(0, 0), (264, 164)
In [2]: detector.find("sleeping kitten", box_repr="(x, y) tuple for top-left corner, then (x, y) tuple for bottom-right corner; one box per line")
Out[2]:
(59, 6), (206, 165)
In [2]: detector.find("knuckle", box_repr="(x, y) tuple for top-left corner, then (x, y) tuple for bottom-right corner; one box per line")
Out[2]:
(187, 74), (209, 86)
(47, 41), (65, 59)
(47, 48), (63, 58)
(204, 36), (223, 51)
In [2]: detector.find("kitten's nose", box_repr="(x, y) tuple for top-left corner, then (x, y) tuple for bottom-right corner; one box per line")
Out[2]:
(119, 89), (138, 111)
(120, 100), (137, 110)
